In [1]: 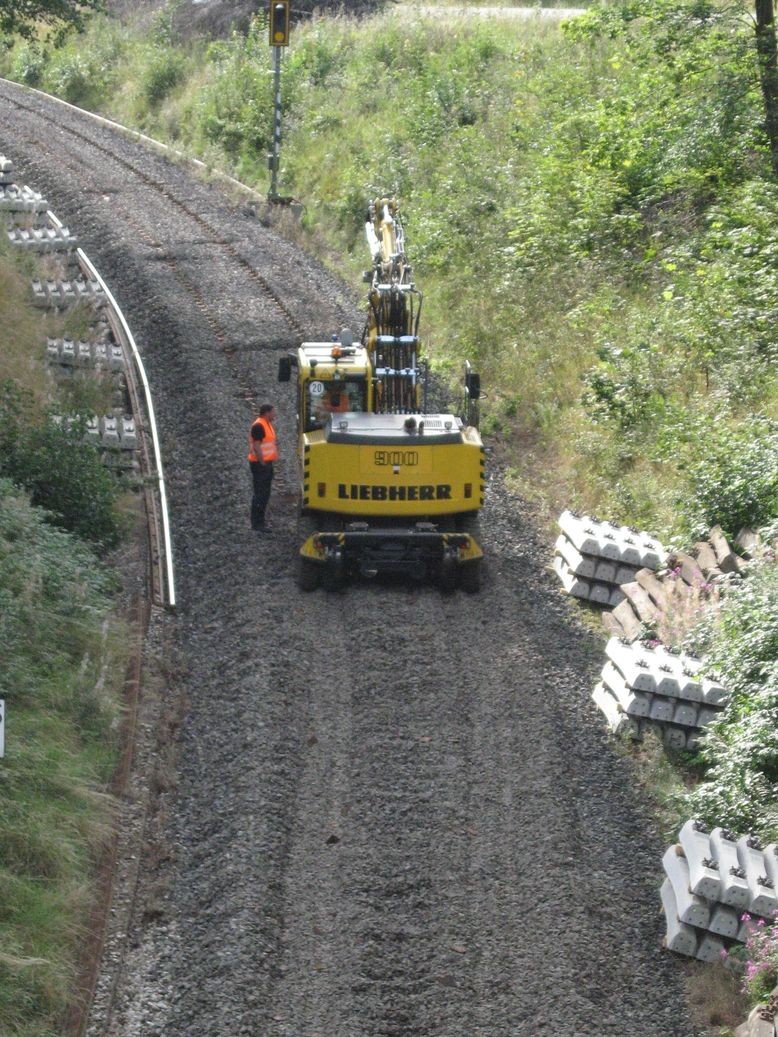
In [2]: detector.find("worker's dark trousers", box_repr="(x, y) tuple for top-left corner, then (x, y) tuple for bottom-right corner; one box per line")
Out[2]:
(250, 461), (274, 529)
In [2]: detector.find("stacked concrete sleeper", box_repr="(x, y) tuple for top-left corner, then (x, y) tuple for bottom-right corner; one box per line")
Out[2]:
(663, 821), (778, 962)
(2, 154), (139, 476)
(592, 637), (728, 748)
(554, 510), (667, 606)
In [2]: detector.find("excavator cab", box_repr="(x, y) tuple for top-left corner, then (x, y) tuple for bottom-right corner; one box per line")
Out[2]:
(306, 376), (367, 431)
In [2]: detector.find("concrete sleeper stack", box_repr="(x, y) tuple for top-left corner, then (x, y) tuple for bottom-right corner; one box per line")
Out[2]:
(554, 510), (667, 607)
(662, 821), (778, 963)
(591, 637), (728, 749)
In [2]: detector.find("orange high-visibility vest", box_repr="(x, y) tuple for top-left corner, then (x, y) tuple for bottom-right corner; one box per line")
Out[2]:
(248, 416), (278, 463)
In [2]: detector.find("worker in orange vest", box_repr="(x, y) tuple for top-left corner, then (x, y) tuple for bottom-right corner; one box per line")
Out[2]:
(248, 404), (279, 532)
(325, 386), (350, 413)
(314, 384), (350, 425)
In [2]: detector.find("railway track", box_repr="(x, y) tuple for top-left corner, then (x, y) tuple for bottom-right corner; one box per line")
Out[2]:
(5, 86), (314, 402)
(0, 80), (704, 1037)
(3, 152), (178, 1034)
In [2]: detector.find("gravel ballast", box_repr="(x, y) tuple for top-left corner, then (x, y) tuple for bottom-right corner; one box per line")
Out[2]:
(0, 81), (703, 1037)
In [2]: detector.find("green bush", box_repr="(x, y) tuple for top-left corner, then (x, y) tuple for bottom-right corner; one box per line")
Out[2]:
(12, 43), (47, 86)
(193, 24), (273, 165)
(0, 382), (120, 552)
(686, 418), (778, 539)
(685, 556), (778, 838)
(44, 52), (96, 105)
(141, 47), (187, 108)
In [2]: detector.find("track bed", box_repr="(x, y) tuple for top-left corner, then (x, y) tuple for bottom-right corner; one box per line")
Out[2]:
(0, 80), (701, 1037)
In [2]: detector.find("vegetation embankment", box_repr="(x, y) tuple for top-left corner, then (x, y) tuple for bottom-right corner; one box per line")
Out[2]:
(0, 238), (127, 1035)
(2, 0), (778, 1015)
(685, 542), (778, 838)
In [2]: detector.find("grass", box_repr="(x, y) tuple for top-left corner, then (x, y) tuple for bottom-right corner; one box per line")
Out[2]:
(0, 208), (126, 1036)
(0, 480), (127, 1036)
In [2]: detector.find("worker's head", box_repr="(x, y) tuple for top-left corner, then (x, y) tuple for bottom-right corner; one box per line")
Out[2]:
(260, 403), (276, 422)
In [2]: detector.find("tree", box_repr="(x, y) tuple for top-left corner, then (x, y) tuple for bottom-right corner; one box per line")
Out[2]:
(566, 0), (778, 182)
(755, 0), (778, 175)
(0, 0), (103, 40)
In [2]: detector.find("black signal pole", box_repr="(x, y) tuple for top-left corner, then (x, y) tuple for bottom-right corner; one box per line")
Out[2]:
(268, 1), (290, 201)
(269, 44), (282, 199)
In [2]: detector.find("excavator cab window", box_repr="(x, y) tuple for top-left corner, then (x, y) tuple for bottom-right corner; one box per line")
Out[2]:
(305, 378), (366, 431)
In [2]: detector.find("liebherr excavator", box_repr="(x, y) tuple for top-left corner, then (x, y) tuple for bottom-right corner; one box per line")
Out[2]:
(278, 197), (484, 590)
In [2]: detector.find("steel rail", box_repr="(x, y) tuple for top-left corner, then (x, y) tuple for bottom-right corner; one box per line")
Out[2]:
(5, 81), (311, 341)
(0, 76), (266, 207)
(47, 209), (177, 609)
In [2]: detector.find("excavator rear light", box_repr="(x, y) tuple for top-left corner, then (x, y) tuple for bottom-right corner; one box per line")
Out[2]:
(464, 483), (472, 499)
(317, 482), (326, 498)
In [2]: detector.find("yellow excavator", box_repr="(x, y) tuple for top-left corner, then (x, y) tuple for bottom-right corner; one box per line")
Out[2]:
(279, 197), (484, 590)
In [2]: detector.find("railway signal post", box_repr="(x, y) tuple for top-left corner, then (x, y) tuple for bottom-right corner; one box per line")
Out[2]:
(268, 1), (290, 202)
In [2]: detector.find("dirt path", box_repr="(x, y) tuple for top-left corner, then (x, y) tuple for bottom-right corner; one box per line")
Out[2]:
(401, 4), (585, 19)
(1, 82), (700, 1037)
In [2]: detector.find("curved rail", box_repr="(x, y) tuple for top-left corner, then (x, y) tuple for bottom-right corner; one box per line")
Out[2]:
(47, 209), (177, 609)
(0, 76), (266, 207)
